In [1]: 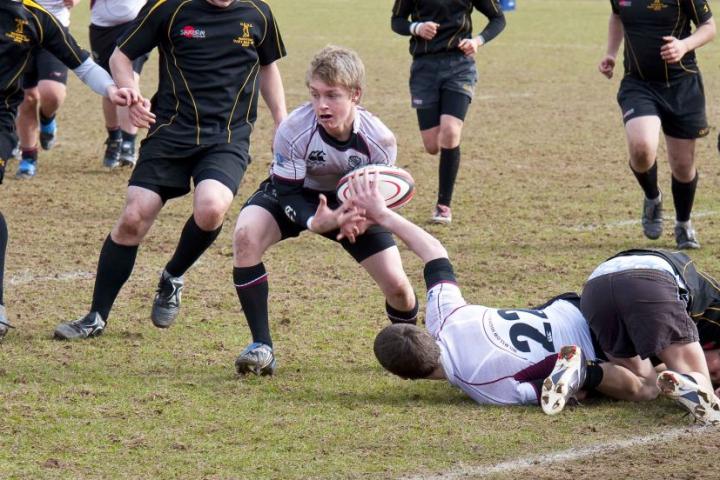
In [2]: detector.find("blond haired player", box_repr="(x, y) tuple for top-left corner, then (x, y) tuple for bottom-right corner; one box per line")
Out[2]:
(233, 46), (418, 376)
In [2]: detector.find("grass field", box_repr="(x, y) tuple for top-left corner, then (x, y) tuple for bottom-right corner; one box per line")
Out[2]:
(2, 0), (720, 478)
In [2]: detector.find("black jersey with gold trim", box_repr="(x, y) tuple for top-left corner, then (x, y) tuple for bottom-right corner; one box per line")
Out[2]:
(118, 0), (286, 145)
(610, 0), (712, 83)
(1, 0), (88, 106)
(391, 0), (505, 57)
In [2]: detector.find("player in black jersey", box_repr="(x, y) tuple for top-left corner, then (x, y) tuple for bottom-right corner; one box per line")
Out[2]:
(54, 0), (288, 340)
(0, 0), (138, 338)
(391, 0), (505, 224)
(599, 0), (715, 249)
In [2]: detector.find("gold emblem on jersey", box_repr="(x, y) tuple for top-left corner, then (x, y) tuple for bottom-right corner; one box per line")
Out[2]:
(233, 22), (254, 47)
(5, 18), (30, 44)
(647, 0), (667, 11)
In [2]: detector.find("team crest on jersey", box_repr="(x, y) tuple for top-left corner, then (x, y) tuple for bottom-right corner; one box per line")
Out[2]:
(348, 155), (365, 169)
(180, 26), (206, 39)
(233, 22), (254, 47)
(5, 18), (30, 44)
(647, 0), (667, 11)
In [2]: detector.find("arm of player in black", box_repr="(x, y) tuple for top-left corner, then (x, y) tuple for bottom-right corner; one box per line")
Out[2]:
(472, 0), (506, 44)
(391, 0), (414, 35)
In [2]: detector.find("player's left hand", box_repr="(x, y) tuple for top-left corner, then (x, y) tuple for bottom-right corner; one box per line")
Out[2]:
(107, 86), (140, 106)
(660, 36), (689, 63)
(458, 37), (483, 57)
(129, 98), (156, 129)
(308, 194), (363, 234)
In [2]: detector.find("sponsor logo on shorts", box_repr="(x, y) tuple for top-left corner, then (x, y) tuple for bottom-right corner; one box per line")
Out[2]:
(412, 98), (424, 106)
(233, 22), (254, 47)
(50, 71), (63, 78)
(623, 108), (635, 119)
(180, 26), (206, 39)
(647, 0), (667, 11)
(698, 127), (709, 137)
(284, 205), (296, 222)
(618, 0), (631, 6)
(462, 83), (474, 94)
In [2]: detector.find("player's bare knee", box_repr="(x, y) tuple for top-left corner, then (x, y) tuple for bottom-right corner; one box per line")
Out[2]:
(22, 90), (40, 107)
(383, 279), (415, 308)
(438, 128), (461, 149)
(628, 142), (656, 168)
(194, 205), (225, 231)
(233, 224), (261, 257)
(422, 137), (440, 155)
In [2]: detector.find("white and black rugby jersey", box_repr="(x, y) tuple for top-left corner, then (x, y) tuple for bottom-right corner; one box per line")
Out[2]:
(425, 282), (597, 405)
(90, 0), (145, 27)
(271, 102), (397, 192)
(37, 0), (70, 26)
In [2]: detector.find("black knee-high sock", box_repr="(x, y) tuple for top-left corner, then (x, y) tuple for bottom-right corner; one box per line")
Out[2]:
(0, 211), (7, 305)
(165, 216), (222, 278)
(630, 161), (660, 200)
(234, 264), (272, 346)
(437, 146), (460, 206)
(386, 293), (419, 324)
(90, 235), (138, 321)
(671, 172), (699, 222)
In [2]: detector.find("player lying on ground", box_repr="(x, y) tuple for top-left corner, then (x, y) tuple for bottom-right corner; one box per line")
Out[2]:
(338, 170), (604, 405)
(232, 46), (418, 376)
(543, 248), (720, 425)
(0, 0), (141, 338)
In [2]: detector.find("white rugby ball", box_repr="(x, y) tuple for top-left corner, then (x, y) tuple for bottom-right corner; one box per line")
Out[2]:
(336, 165), (415, 210)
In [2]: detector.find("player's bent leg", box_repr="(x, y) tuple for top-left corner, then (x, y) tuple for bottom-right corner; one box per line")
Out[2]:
(101, 97), (122, 169)
(419, 126), (440, 155)
(152, 180), (234, 328)
(666, 136), (700, 249)
(15, 88), (40, 179)
(360, 246), (417, 323)
(36, 79), (66, 151)
(233, 206), (282, 376)
(433, 114), (464, 224)
(0, 211), (10, 339)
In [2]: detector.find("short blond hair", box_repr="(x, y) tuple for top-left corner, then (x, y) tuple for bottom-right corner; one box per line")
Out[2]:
(306, 45), (365, 96)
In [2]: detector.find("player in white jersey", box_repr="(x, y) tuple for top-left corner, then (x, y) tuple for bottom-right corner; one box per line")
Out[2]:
(232, 46), (417, 376)
(89, 0), (148, 168)
(14, 0), (80, 179)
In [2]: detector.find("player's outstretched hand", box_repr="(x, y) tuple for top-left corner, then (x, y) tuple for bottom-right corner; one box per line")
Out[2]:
(660, 36), (688, 63)
(416, 22), (439, 40)
(458, 37), (482, 57)
(347, 169), (388, 222)
(129, 98), (156, 129)
(309, 194), (363, 235)
(598, 55), (615, 79)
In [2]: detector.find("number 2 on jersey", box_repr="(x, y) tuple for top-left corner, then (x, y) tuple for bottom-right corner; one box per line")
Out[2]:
(496, 309), (555, 353)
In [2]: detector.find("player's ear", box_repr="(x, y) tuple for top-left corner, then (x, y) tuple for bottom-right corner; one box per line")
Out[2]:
(351, 87), (362, 104)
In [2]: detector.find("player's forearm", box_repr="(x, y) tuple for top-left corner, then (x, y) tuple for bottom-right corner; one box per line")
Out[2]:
(73, 57), (116, 97)
(682, 18), (716, 52)
(476, 0), (506, 44)
(376, 210), (448, 263)
(109, 48), (139, 90)
(259, 62), (287, 128)
(606, 14), (623, 57)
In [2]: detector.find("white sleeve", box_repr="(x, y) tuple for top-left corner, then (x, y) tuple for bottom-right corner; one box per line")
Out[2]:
(271, 125), (306, 182)
(73, 58), (115, 97)
(425, 282), (466, 337)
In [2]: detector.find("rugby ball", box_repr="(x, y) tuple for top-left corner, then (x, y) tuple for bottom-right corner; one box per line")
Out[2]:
(336, 165), (415, 210)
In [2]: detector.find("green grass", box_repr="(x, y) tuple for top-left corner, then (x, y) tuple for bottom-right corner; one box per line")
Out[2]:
(2, 0), (720, 478)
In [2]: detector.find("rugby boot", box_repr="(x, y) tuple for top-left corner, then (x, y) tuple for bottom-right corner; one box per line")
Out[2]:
(151, 270), (184, 328)
(675, 223), (700, 250)
(641, 193), (663, 240)
(39, 117), (57, 150)
(235, 342), (276, 376)
(54, 312), (106, 340)
(0, 304), (14, 339)
(431, 204), (452, 224)
(119, 140), (137, 167)
(541, 345), (586, 415)
(657, 370), (720, 426)
(103, 137), (121, 169)
(15, 158), (36, 179)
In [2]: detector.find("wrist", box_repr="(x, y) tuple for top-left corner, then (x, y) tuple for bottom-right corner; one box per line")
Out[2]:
(476, 34), (485, 46)
(306, 216), (315, 232)
(410, 22), (421, 36)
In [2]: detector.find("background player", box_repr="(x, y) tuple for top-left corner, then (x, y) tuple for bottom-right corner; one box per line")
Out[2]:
(89, 0), (148, 169)
(0, 0), (139, 337)
(391, 0), (505, 224)
(54, 0), (287, 340)
(599, 0), (715, 248)
(232, 46), (418, 376)
(15, 0), (81, 179)
(343, 170), (603, 405)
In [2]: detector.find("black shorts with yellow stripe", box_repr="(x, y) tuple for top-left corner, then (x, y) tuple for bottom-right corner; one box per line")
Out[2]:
(617, 73), (708, 140)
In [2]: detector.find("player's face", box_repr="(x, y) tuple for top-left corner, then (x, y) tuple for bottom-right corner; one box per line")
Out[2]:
(705, 349), (720, 385)
(308, 77), (358, 142)
(205, 0), (236, 7)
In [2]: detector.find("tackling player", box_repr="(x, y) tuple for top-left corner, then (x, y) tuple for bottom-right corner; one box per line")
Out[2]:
(232, 46), (418, 376)
(54, 0), (287, 340)
(0, 0), (139, 337)
(15, 0), (81, 179)
(599, 0), (716, 248)
(391, 0), (506, 224)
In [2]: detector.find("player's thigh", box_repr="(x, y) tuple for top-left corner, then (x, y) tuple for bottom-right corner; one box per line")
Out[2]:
(664, 135), (696, 180)
(192, 178), (234, 227)
(112, 185), (164, 242)
(624, 116), (662, 160)
(359, 245), (412, 297)
(37, 79), (67, 107)
(658, 341), (712, 388)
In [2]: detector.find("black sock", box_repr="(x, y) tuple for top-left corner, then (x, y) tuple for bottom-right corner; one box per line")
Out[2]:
(386, 294), (418, 324)
(437, 146), (460, 206)
(671, 172), (698, 222)
(630, 161), (660, 200)
(121, 130), (137, 144)
(107, 128), (122, 141)
(21, 147), (38, 161)
(164, 216), (222, 278)
(90, 235), (138, 321)
(582, 361), (604, 391)
(234, 264), (271, 346)
(39, 113), (55, 126)
(0, 211), (6, 305)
